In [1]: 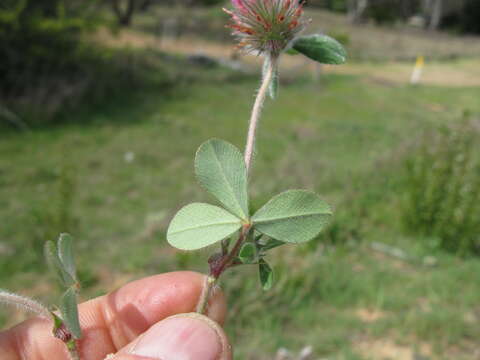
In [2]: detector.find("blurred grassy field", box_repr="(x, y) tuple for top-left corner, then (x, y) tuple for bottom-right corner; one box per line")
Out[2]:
(1, 7), (480, 360)
(135, 6), (480, 61)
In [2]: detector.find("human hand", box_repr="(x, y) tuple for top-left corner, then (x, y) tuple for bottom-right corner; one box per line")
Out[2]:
(0, 271), (232, 360)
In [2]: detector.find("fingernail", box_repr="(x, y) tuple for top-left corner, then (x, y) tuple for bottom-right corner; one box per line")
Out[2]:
(130, 316), (222, 360)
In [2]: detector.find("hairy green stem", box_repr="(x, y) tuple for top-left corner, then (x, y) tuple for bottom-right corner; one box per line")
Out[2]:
(196, 275), (217, 314)
(244, 55), (278, 175)
(197, 55), (276, 315)
(0, 289), (52, 320)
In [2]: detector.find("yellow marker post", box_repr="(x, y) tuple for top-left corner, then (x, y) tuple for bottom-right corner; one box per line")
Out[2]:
(410, 56), (425, 85)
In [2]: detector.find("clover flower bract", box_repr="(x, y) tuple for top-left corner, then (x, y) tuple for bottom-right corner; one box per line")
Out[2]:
(225, 0), (308, 57)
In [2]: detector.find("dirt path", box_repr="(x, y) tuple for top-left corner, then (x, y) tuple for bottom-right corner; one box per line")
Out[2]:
(96, 29), (480, 88)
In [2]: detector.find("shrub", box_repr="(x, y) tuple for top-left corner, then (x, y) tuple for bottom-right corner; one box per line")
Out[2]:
(402, 119), (480, 255)
(0, 0), (102, 125)
(0, 0), (97, 89)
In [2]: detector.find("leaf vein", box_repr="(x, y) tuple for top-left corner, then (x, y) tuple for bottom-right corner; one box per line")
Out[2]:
(171, 221), (240, 235)
(210, 144), (245, 218)
(254, 211), (331, 223)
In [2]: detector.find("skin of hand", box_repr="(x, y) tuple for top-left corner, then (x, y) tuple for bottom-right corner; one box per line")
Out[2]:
(0, 271), (232, 360)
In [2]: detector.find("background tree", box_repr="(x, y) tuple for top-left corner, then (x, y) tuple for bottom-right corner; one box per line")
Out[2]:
(0, 0), (96, 96)
(110, 0), (136, 26)
(0, 0), (104, 126)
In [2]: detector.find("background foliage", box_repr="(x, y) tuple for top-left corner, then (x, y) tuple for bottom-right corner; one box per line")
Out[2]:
(402, 119), (480, 255)
(0, 0), (96, 103)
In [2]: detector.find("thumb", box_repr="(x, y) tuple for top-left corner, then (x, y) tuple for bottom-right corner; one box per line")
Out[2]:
(111, 313), (232, 360)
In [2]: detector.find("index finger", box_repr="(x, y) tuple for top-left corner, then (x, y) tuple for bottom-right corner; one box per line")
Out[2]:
(0, 271), (226, 360)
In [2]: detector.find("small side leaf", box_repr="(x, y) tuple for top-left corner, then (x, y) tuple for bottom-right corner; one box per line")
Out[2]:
(60, 287), (82, 339)
(51, 312), (63, 331)
(44, 241), (64, 284)
(259, 259), (274, 290)
(44, 241), (76, 288)
(292, 34), (347, 65)
(285, 47), (300, 55)
(252, 190), (332, 244)
(238, 242), (257, 264)
(167, 203), (242, 250)
(57, 233), (77, 282)
(258, 238), (286, 252)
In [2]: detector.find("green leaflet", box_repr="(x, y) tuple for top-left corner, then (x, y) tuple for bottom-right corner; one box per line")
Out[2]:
(252, 190), (332, 243)
(238, 242), (257, 264)
(44, 238), (77, 288)
(258, 237), (286, 252)
(45, 234), (82, 340)
(57, 234), (77, 282)
(167, 203), (242, 250)
(292, 34), (347, 65)
(52, 311), (64, 332)
(195, 139), (249, 220)
(258, 259), (274, 290)
(60, 287), (82, 339)
(285, 47), (300, 55)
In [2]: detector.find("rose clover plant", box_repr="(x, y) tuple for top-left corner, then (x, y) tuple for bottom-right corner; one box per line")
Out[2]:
(167, 0), (347, 313)
(0, 0), (347, 358)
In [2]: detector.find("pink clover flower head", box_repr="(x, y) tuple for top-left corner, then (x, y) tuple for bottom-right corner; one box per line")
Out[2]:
(224, 0), (308, 57)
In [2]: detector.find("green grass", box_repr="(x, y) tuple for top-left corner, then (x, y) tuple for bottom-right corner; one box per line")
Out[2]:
(1, 58), (480, 359)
